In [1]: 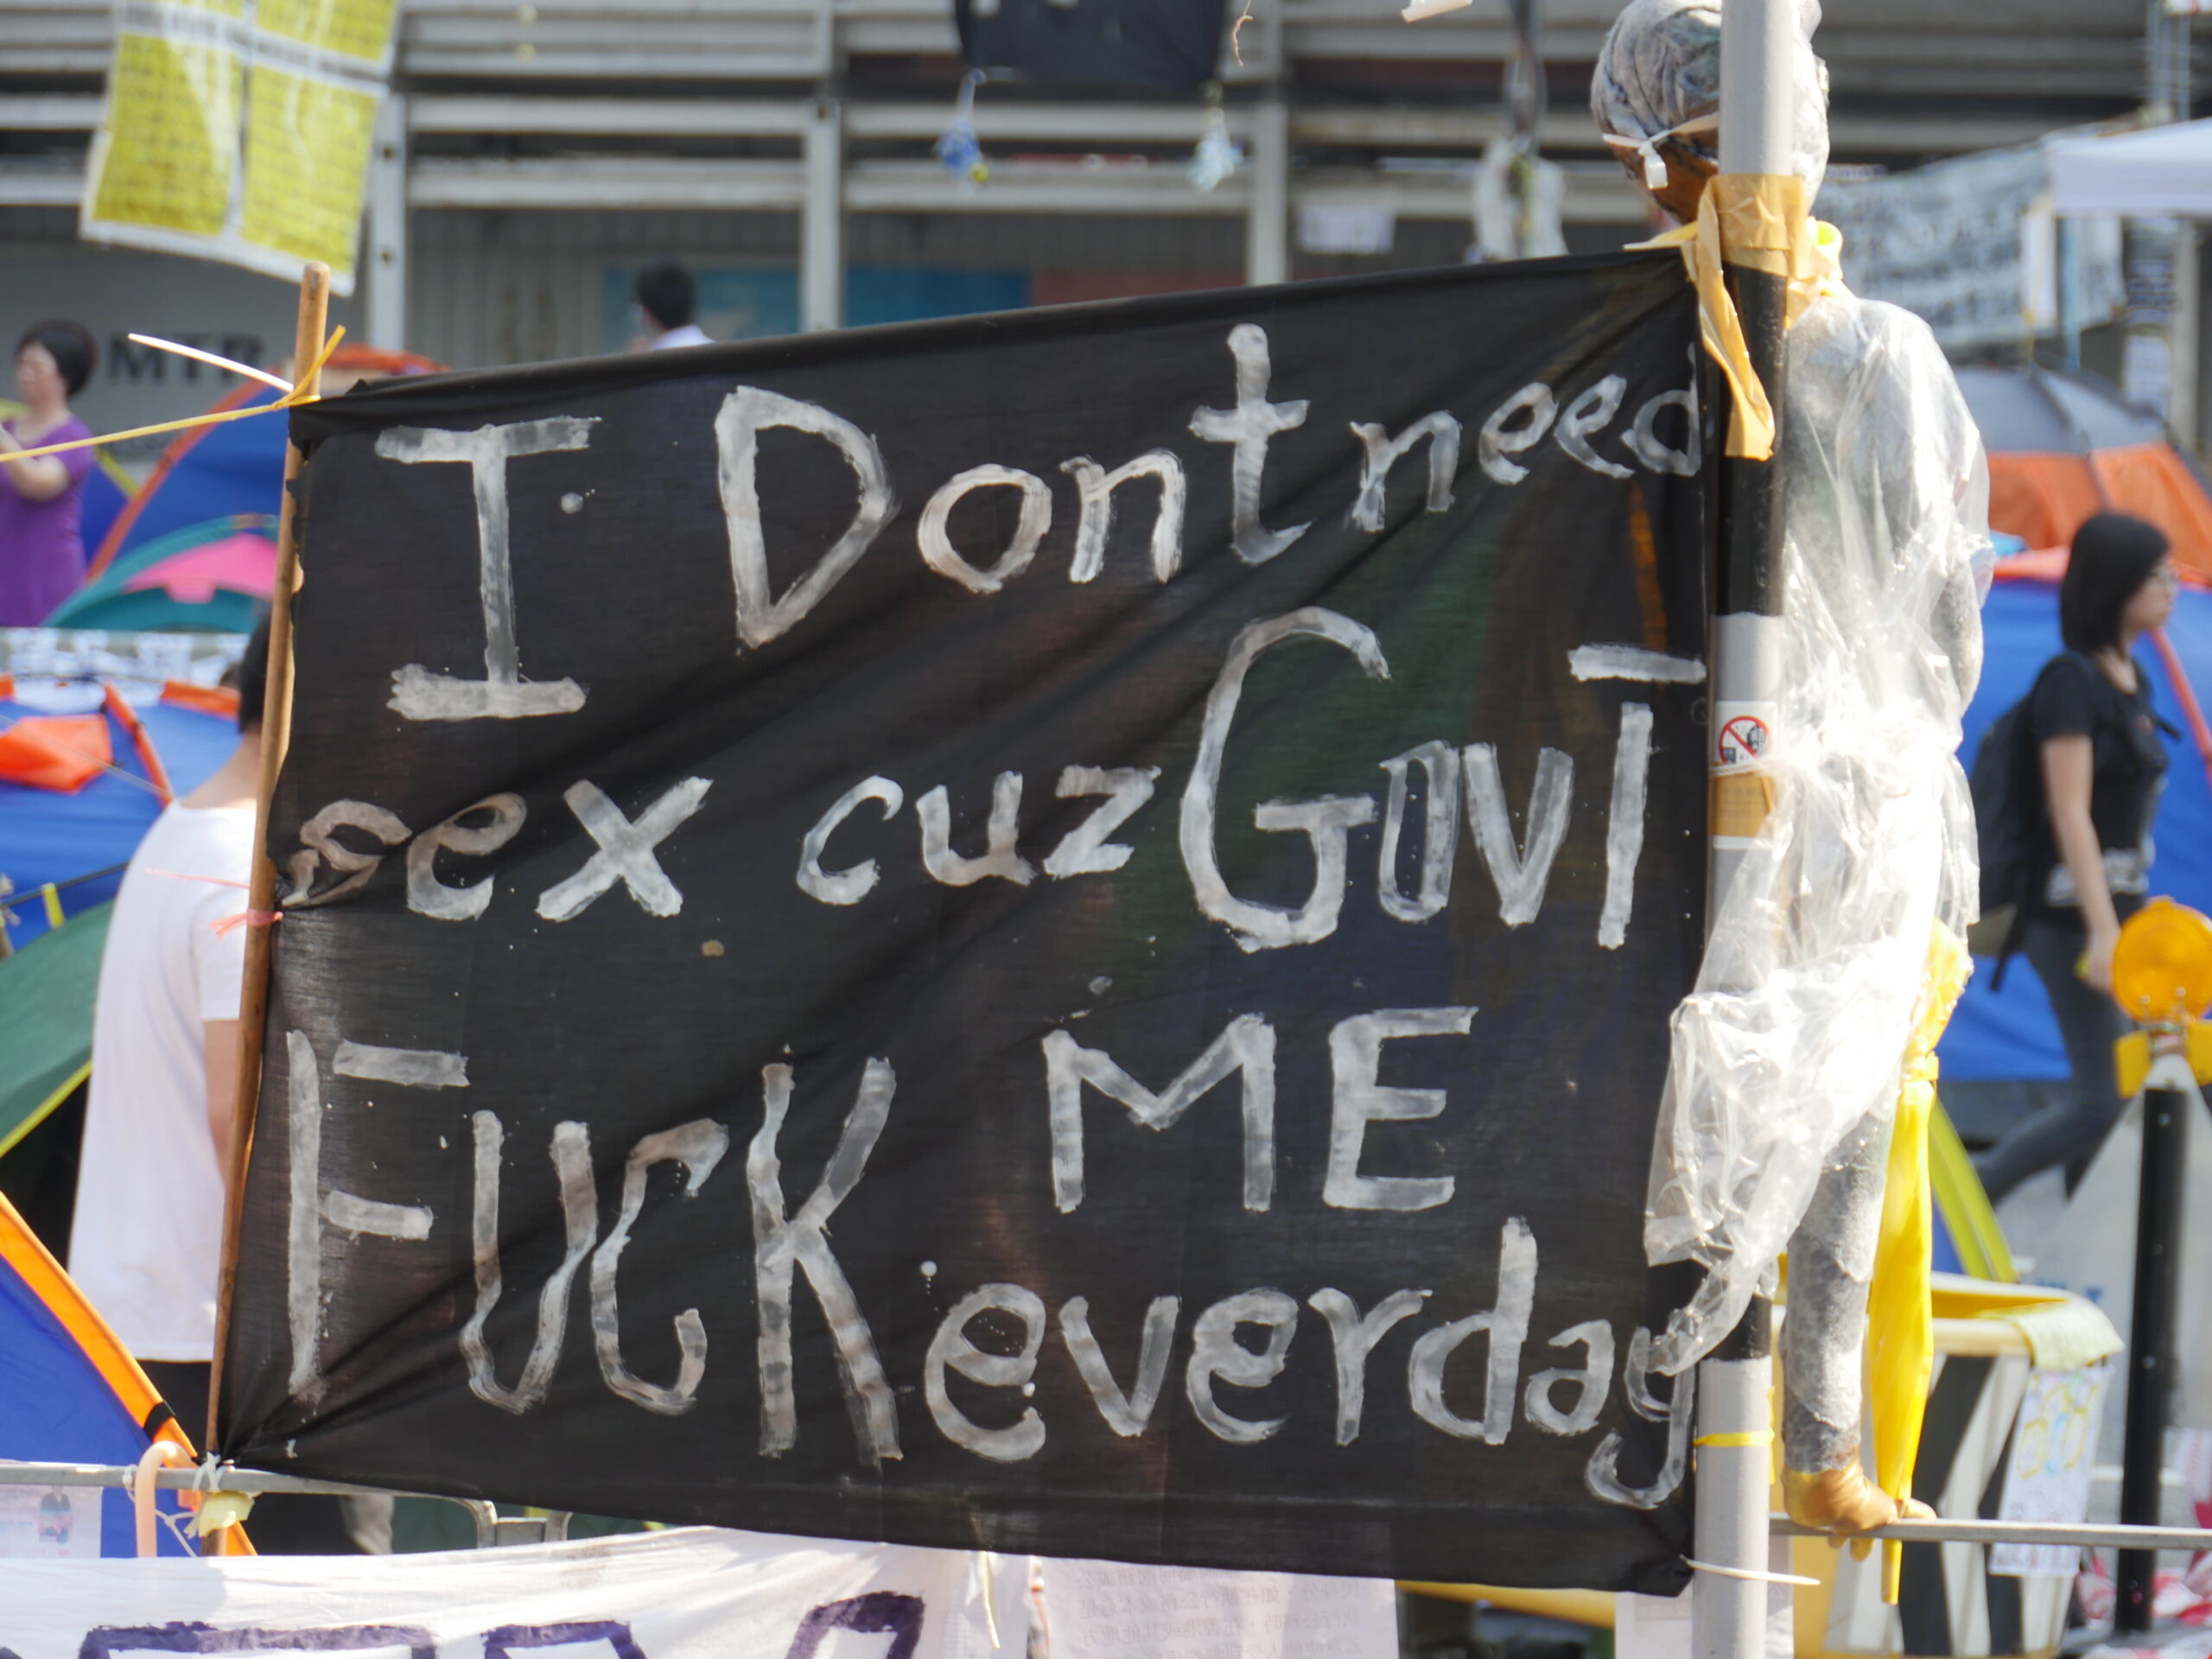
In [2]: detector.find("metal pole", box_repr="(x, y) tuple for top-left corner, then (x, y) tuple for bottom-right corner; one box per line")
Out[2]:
(1709, 0), (1793, 906)
(801, 95), (843, 332)
(1694, 1313), (1776, 1659)
(2059, 218), (2083, 372)
(365, 94), (409, 351)
(1694, 6), (1796, 1659)
(1505, 0), (1544, 258)
(1246, 97), (1290, 287)
(2117, 1058), (2193, 1632)
(2169, 223), (2198, 452)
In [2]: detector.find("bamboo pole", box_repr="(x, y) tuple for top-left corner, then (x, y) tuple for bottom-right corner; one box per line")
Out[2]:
(205, 261), (330, 1458)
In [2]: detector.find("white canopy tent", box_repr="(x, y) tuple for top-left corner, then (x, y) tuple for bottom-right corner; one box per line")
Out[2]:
(2045, 118), (2210, 448)
(2050, 118), (2212, 219)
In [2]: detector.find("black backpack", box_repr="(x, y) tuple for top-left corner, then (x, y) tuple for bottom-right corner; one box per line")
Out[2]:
(1966, 650), (2177, 982)
(1967, 659), (2071, 982)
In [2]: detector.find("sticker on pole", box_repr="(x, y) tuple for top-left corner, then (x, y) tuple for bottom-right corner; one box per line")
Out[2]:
(1711, 701), (1777, 847)
(1712, 703), (1776, 774)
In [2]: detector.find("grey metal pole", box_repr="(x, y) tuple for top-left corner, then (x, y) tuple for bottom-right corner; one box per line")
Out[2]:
(365, 93), (410, 351)
(1694, 6), (1797, 1659)
(1246, 98), (1290, 287)
(801, 95), (844, 333)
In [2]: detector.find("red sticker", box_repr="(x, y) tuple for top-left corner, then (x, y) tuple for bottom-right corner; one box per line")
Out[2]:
(1716, 715), (1770, 768)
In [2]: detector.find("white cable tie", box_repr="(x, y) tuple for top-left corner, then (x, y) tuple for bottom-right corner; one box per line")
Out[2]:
(1599, 131), (1671, 191)
(124, 334), (294, 394)
(1402, 0), (1473, 19)
(1601, 112), (1721, 191)
(1684, 1557), (1821, 1587)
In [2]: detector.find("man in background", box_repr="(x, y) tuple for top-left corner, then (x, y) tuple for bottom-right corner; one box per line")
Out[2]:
(634, 261), (710, 350)
(69, 620), (386, 1553)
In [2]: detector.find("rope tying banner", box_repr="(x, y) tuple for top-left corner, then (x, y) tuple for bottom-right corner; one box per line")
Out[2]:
(2, 327), (347, 466)
(1632, 176), (1848, 461)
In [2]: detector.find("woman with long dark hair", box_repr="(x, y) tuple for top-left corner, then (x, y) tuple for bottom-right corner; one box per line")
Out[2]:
(1975, 512), (2179, 1201)
(0, 318), (99, 625)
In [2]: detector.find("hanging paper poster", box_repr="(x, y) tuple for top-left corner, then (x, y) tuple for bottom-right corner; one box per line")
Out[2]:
(1991, 1365), (2114, 1578)
(217, 257), (1715, 1587)
(79, 0), (397, 293)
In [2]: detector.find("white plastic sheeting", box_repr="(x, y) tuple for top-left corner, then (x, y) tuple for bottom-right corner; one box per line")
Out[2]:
(1645, 290), (1993, 1378)
(0, 1526), (1018, 1658)
(0, 1523), (1399, 1659)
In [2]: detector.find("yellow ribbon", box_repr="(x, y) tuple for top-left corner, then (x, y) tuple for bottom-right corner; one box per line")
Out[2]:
(3, 327), (347, 466)
(1865, 921), (1972, 1603)
(1631, 177), (1849, 462)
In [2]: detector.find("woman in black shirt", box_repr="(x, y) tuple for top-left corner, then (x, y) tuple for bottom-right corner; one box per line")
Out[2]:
(1977, 512), (2178, 1201)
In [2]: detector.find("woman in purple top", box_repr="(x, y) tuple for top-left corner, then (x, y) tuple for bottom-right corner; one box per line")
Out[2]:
(0, 319), (99, 626)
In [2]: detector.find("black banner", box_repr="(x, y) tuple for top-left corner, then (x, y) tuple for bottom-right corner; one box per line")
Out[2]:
(220, 255), (1713, 1588)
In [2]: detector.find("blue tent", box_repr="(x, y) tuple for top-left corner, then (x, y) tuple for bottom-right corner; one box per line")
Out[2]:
(0, 1185), (207, 1554)
(48, 515), (275, 635)
(88, 385), (289, 576)
(85, 348), (444, 579)
(0, 693), (240, 950)
(1939, 578), (2212, 1080)
(76, 457), (131, 561)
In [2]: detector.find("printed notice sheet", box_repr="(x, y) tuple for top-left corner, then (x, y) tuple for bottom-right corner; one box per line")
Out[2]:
(80, 0), (397, 291)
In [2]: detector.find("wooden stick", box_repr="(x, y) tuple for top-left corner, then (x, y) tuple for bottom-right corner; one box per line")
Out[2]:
(206, 261), (329, 1460)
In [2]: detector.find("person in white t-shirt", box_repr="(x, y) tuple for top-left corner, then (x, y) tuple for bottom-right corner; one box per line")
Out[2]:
(69, 623), (384, 1553)
(632, 259), (711, 351)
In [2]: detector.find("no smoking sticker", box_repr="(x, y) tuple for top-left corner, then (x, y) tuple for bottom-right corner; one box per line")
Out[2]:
(1712, 701), (1777, 775)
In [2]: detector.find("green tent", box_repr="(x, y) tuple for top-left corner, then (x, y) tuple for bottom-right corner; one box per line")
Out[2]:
(0, 903), (111, 1160)
(46, 516), (273, 634)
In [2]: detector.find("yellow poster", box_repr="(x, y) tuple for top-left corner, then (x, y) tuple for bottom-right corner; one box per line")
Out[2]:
(79, 0), (397, 294)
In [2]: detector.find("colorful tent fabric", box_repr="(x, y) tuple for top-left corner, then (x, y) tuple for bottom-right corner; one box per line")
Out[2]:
(0, 1187), (208, 1555)
(119, 533), (276, 605)
(1938, 578), (2212, 1080)
(78, 456), (130, 563)
(86, 345), (444, 581)
(48, 517), (276, 633)
(0, 902), (108, 1164)
(0, 687), (239, 949)
(1954, 363), (2212, 583)
(0, 715), (112, 794)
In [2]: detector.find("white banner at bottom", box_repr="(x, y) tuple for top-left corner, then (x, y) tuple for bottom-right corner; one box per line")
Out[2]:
(0, 1527), (1019, 1659)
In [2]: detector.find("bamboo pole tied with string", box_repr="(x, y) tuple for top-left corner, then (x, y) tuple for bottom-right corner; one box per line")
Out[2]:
(205, 261), (332, 1458)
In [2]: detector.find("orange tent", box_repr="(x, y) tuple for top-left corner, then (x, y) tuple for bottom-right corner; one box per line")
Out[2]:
(1959, 365), (2212, 582)
(1990, 444), (2212, 583)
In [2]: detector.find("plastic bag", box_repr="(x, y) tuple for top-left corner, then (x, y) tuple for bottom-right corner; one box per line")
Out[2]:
(1645, 290), (1993, 1375)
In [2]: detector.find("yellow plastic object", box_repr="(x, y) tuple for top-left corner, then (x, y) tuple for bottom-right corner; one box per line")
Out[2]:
(1628, 181), (1850, 462)
(194, 1489), (254, 1537)
(1788, 1286), (2094, 1659)
(2116, 1030), (2152, 1101)
(1927, 1102), (2016, 1283)
(2111, 898), (2212, 1027)
(1863, 922), (1970, 1602)
(2113, 1024), (2212, 1097)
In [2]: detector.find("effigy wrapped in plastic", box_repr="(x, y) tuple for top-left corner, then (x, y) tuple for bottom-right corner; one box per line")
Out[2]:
(1592, 0), (1993, 1530)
